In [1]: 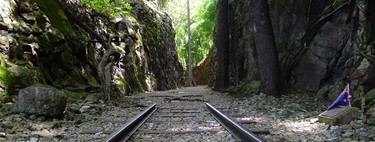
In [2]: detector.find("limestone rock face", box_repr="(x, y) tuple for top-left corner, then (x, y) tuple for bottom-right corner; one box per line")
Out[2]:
(208, 0), (259, 87)
(14, 85), (67, 118)
(209, 0), (375, 95)
(352, 88), (375, 110)
(128, 0), (183, 91)
(193, 53), (211, 85)
(0, 0), (182, 100)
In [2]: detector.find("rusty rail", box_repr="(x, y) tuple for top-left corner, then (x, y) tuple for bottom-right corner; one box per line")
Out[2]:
(103, 104), (157, 142)
(205, 103), (266, 142)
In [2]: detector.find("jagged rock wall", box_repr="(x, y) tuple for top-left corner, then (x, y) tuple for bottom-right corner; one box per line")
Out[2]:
(272, 1), (356, 91)
(128, 0), (183, 91)
(207, 0), (259, 87)
(0, 0), (182, 101)
(209, 0), (375, 93)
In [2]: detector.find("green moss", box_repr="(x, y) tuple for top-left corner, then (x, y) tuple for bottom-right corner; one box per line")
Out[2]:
(0, 57), (14, 91)
(277, 39), (290, 53)
(240, 81), (260, 93)
(115, 77), (127, 94)
(353, 89), (375, 111)
(37, 34), (50, 48)
(0, 56), (8, 68)
(31, 24), (42, 33)
(34, 0), (76, 38)
(62, 90), (83, 99)
(74, 25), (90, 41)
(226, 81), (260, 96)
(61, 49), (74, 67)
(135, 69), (145, 92)
(86, 75), (98, 86)
(364, 22), (374, 44)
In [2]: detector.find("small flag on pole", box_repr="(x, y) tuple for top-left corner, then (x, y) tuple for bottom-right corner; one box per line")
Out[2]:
(327, 84), (352, 111)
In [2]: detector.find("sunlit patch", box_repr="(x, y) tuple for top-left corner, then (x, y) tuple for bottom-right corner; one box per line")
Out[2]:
(0, 0), (15, 25)
(277, 119), (322, 133)
(235, 117), (253, 121)
(170, 126), (194, 132)
(31, 129), (62, 138)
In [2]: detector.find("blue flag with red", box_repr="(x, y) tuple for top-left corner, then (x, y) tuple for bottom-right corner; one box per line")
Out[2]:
(327, 84), (352, 110)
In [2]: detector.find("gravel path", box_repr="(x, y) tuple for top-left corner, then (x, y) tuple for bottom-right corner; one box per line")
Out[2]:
(129, 87), (237, 142)
(0, 86), (373, 141)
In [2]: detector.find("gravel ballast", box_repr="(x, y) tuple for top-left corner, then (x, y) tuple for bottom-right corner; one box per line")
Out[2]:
(0, 86), (373, 141)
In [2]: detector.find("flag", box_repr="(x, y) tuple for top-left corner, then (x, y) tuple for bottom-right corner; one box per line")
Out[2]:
(327, 84), (352, 110)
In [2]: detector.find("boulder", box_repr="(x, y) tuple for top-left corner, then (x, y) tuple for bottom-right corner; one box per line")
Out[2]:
(6, 65), (41, 92)
(14, 84), (67, 118)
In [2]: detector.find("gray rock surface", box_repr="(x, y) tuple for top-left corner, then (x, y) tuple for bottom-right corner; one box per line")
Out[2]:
(327, 84), (344, 101)
(14, 85), (67, 118)
(0, 0), (183, 99)
(209, 0), (375, 93)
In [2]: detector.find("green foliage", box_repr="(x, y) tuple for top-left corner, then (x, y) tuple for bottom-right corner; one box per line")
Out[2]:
(166, 0), (217, 69)
(80, 0), (132, 18)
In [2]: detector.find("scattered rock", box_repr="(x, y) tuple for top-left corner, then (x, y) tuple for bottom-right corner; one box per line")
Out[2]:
(29, 115), (37, 120)
(79, 106), (91, 113)
(3, 87), (374, 141)
(342, 130), (353, 137)
(36, 116), (46, 121)
(73, 119), (82, 125)
(14, 84), (67, 118)
(30, 137), (39, 142)
(0, 132), (5, 137)
(330, 125), (341, 138)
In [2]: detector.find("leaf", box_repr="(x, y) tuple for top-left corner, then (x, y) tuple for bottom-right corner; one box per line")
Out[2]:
(79, 0), (132, 18)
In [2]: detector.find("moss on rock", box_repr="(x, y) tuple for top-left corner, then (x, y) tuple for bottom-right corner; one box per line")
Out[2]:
(34, 0), (76, 38)
(353, 89), (375, 111)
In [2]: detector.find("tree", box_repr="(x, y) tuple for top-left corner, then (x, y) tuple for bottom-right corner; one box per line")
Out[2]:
(187, 0), (194, 86)
(251, 0), (282, 97)
(213, 0), (229, 89)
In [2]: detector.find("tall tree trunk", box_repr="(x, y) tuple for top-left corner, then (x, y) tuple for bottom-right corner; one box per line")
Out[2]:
(214, 0), (229, 90)
(251, 0), (281, 97)
(187, 0), (195, 86)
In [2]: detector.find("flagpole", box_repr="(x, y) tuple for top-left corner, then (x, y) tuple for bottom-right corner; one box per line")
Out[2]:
(347, 83), (351, 106)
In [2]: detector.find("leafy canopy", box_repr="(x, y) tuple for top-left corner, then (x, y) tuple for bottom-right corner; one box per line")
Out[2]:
(80, 0), (132, 18)
(166, 0), (217, 69)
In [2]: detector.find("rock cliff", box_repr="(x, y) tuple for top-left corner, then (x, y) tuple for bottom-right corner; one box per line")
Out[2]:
(209, 0), (375, 95)
(0, 0), (182, 101)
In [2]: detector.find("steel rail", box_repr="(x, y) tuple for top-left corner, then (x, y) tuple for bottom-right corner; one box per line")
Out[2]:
(103, 103), (157, 142)
(205, 103), (266, 142)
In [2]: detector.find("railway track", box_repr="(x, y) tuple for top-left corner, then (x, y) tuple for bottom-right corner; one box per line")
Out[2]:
(103, 94), (267, 142)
